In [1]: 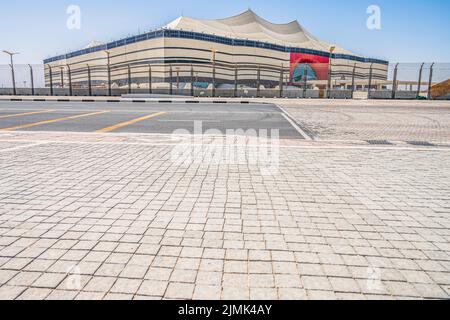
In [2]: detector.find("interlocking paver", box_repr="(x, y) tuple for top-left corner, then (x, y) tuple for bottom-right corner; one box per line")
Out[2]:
(137, 280), (168, 297)
(165, 283), (195, 299)
(84, 276), (117, 293)
(0, 110), (449, 300)
(110, 278), (142, 294)
(193, 285), (221, 300)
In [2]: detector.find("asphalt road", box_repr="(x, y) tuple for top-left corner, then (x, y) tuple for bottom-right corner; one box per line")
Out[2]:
(0, 101), (304, 139)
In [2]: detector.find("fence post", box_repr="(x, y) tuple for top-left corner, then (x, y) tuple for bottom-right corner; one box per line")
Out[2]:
(212, 60), (216, 97)
(351, 63), (356, 98)
(48, 65), (54, 96)
(427, 63), (434, 100)
(87, 64), (92, 96)
(391, 63), (399, 99)
(416, 63), (425, 98)
(169, 65), (173, 95)
(60, 67), (64, 88)
(279, 64), (284, 98)
(66, 64), (73, 96)
(190, 65), (194, 97)
(327, 50), (334, 99)
(234, 65), (238, 98)
(107, 60), (111, 97)
(257, 65), (261, 98)
(127, 64), (131, 94)
(303, 67), (308, 98)
(28, 64), (35, 96)
(147, 65), (151, 94)
(368, 63), (374, 99)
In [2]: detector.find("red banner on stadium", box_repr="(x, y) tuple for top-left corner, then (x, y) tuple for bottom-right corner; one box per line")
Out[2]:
(290, 53), (329, 83)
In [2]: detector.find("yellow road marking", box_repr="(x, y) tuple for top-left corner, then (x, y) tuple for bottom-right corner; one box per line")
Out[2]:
(96, 112), (166, 133)
(1, 111), (109, 131)
(0, 109), (55, 119)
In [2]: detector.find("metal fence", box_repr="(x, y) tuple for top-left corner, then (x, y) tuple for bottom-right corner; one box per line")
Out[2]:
(0, 63), (449, 99)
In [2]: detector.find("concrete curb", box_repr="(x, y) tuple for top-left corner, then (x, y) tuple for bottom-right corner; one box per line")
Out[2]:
(0, 97), (254, 104)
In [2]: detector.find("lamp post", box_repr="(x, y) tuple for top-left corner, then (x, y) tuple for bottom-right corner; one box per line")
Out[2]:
(3, 50), (19, 95)
(327, 46), (335, 99)
(104, 50), (112, 96)
(28, 64), (35, 96)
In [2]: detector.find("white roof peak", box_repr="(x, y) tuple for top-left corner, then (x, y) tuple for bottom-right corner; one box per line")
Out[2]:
(164, 10), (354, 55)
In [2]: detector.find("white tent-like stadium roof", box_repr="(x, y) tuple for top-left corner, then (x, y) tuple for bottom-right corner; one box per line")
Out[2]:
(165, 9), (356, 55)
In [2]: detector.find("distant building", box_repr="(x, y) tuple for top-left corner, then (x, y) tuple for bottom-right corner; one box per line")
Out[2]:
(44, 10), (388, 89)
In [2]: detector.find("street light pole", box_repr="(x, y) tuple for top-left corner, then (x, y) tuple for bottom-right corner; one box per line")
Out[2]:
(3, 51), (19, 95)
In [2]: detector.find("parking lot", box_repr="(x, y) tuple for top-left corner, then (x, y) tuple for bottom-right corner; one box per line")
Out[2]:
(0, 101), (304, 139)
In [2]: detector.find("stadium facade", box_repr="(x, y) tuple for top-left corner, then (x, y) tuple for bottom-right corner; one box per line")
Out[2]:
(43, 10), (389, 90)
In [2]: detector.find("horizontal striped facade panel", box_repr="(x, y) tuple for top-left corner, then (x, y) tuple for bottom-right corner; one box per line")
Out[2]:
(44, 28), (389, 65)
(45, 62), (387, 82)
(46, 44), (388, 84)
(45, 36), (388, 87)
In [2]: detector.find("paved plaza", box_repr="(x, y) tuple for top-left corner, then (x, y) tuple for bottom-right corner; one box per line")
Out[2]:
(0, 100), (449, 300)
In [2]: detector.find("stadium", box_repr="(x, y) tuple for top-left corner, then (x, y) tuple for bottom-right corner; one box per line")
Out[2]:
(43, 10), (389, 95)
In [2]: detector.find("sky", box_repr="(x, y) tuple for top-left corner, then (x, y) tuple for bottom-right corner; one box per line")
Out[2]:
(0, 0), (449, 66)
